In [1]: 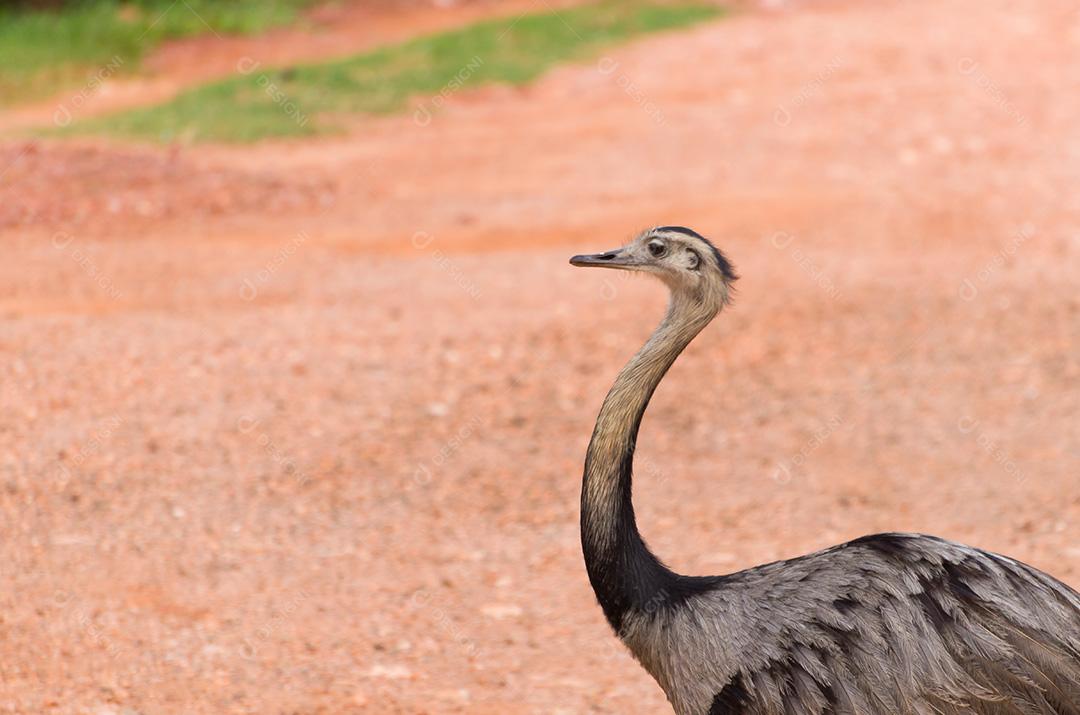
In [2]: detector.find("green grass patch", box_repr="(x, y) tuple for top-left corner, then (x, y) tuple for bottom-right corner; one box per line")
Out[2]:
(70, 0), (723, 142)
(0, 0), (314, 104)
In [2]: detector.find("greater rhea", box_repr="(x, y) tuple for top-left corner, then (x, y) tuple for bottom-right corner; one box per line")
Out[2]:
(570, 226), (1080, 715)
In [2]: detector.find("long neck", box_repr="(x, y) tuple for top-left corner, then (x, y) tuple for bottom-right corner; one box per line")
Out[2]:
(581, 292), (716, 632)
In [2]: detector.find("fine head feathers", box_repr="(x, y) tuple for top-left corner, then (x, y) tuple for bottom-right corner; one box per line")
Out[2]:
(650, 226), (738, 283)
(570, 226), (737, 311)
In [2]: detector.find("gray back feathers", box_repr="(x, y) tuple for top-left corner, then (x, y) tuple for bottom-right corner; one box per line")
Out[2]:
(619, 533), (1080, 715)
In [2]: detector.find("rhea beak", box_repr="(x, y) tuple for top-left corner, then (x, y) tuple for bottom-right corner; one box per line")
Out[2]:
(569, 248), (637, 269)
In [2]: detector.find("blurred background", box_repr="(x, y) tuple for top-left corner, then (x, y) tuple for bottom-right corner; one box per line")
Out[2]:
(1, 0), (1078, 712)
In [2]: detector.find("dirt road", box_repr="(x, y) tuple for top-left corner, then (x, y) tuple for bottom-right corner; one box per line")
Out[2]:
(1, 0), (1078, 712)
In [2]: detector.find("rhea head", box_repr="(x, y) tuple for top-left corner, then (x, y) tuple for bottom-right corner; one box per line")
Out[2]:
(570, 226), (737, 314)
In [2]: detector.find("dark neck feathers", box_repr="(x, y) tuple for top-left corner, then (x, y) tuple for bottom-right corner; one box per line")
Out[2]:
(580, 291), (718, 632)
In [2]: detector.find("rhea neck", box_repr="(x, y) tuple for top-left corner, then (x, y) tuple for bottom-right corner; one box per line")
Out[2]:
(581, 286), (719, 633)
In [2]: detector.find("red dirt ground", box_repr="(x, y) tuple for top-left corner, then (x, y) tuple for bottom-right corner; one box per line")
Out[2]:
(1, 0), (1078, 713)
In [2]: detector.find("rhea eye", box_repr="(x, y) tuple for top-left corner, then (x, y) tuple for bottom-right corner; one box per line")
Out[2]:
(686, 249), (700, 270)
(647, 240), (666, 257)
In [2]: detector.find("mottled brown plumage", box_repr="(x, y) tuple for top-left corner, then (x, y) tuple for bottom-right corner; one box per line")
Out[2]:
(571, 227), (1080, 715)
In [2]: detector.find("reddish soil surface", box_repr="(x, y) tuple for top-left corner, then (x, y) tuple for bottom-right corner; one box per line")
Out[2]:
(1, 0), (1078, 713)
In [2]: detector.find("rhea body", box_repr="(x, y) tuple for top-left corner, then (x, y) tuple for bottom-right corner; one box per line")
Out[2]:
(571, 227), (1080, 715)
